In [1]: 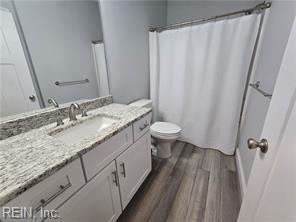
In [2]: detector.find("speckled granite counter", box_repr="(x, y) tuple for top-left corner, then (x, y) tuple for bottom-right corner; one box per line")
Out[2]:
(0, 95), (113, 140)
(0, 103), (151, 206)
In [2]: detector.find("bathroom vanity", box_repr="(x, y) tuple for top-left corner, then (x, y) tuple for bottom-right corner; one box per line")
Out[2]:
(0, 98), (152, 222)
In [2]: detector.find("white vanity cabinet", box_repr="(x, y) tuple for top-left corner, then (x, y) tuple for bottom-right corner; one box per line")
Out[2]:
(116, 132), (151, 209)
(46, 161), (121, 222)
(1, 113), (152, 222)
(82, 126), (133, 181)
(47, 114), (152, 222)
(53, 132), (152, 222)
(53, 124), (152, 221)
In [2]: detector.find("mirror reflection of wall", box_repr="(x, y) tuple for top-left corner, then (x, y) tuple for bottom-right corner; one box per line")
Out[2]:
(0, 0), (109, 118)
(92, 41), (110, 97)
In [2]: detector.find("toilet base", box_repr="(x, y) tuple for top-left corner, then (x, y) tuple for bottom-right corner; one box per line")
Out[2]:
(156, 139), (175, 158)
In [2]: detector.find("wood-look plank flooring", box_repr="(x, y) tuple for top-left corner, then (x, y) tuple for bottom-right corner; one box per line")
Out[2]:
(117, 141), (241, 222)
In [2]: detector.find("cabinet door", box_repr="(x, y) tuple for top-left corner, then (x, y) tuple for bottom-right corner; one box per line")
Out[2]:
(50, 161), (121, 222)
(116, 132), (151, 209)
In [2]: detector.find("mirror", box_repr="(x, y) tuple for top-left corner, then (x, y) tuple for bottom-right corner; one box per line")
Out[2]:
(0, 0), (109, 119)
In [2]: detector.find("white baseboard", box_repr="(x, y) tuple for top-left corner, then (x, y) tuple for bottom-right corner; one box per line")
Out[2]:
(235, 149), (246, 200)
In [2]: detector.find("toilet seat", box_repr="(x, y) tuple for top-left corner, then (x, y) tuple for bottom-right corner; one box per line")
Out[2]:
(151, 132), (180, 140)
(150, 122), (181, 139)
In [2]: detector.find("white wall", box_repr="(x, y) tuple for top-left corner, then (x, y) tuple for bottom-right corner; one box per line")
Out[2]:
(13, 0), (103, 105)
(99, 0), (167, 104)
(167, 0), (259, 24)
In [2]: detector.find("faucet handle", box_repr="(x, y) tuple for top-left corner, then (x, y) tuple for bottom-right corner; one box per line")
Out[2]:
(81, 108), (88, 117)
(56, 117), (64, 126)
(48, 98), (59, 108)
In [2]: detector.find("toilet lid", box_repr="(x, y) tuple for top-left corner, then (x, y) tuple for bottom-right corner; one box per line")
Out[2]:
(150, 122), (181, 135)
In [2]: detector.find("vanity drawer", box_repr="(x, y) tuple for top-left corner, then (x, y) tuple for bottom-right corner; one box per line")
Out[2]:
(133, 113), (152, 142)
(0, 159), (85, 222)
(82, 126), (133, 181)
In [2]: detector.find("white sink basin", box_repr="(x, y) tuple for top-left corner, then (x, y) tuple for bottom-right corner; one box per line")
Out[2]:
(52, 116), (118, 145)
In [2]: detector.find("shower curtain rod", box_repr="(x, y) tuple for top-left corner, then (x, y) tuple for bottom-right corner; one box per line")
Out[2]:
(149, 1), (271, 32)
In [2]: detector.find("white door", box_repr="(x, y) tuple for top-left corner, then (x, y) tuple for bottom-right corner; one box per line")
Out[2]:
(116, 132), (151, 209)
(48, 161), (122, 222)
(238, 17), (296, 222)
(0, 9), (39, 117)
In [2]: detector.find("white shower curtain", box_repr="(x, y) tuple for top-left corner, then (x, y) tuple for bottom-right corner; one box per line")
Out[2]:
(149, 14), (261, 155)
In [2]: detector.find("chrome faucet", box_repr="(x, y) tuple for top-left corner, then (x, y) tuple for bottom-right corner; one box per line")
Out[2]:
(69, 103), (80, 121)
(48, 98), (59, 108)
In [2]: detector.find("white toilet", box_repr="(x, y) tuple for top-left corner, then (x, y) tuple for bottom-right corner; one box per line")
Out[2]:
(129, 99), (181, 158)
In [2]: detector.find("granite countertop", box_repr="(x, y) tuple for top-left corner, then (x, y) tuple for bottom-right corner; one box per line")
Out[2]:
(0, 103), (151, 206)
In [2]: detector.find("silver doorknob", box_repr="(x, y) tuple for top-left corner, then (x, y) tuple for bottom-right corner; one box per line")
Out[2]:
(247, 138), (268, 153)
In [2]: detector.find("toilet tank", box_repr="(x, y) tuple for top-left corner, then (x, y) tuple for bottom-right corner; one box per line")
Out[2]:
(129, 99), (152, 109)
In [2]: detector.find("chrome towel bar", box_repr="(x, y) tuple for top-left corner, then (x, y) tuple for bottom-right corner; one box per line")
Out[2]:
(249, 81), (272, 99)
(55, 78), (89, 86)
